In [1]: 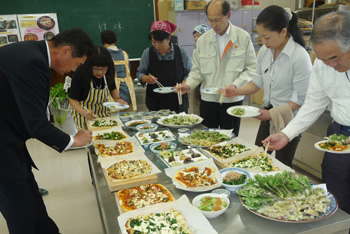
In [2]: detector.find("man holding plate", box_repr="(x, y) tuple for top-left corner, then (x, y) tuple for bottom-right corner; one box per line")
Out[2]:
(264, 11), (350, 215)
(179, 0), (256, 136)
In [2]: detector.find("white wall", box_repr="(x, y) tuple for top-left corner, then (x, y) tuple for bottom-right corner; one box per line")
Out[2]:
(258, 0), (296, 10)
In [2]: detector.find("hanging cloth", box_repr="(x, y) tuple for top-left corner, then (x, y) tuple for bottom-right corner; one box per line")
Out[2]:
(71, 76), (111, 129)
(114, 50), (137, 111)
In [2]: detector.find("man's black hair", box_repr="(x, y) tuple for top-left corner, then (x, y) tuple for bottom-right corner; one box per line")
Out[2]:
(50, 28), (94, 57)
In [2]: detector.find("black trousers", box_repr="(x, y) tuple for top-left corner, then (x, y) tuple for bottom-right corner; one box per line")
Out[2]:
(0, 168), (59, 234)
(322, 122), (350, 215)
(255, 120), (301, 168)
(200, 100), (242, 137)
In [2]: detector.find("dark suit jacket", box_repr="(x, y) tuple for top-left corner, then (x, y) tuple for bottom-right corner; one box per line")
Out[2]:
(0, 41), (70, 180)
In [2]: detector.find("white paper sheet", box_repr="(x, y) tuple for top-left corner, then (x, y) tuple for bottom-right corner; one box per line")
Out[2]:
(100, 153), (161, 182)
(95, 137), (145, 163)
(164, 158), (223, 192)
(223, 148), (295, 177)
(87, 116), (124, 130)
(202, 137), (259, 164)
(117, 195), (217, 234)
(92, 126), (129, 143)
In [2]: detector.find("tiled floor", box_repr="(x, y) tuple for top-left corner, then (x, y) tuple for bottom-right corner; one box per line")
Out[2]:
(0, 139), (104, 234)
(0, 116), (321, 234)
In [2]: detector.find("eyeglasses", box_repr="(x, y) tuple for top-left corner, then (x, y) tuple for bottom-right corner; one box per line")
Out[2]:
(92, 67), (108, 72)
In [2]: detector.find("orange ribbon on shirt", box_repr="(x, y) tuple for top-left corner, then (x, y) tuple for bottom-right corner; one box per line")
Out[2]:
(221, 40), (233, 61)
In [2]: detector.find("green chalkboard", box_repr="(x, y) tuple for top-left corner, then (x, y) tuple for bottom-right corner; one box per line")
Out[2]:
(0, 0), (155, 58)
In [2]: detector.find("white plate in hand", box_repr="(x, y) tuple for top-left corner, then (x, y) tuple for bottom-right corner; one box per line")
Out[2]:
(314, 140), (350, 154)
(103, 102), (129, 111)
(227, 105), (261, 118)
(153, 87), (175, 94)
(201, 87), (220, 95)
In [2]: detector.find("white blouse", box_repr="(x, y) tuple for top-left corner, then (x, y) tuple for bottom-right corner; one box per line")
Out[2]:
(253, 36), (312, 111)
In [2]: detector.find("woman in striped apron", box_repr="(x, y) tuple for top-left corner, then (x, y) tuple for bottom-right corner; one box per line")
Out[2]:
(69, 46), (127, 129)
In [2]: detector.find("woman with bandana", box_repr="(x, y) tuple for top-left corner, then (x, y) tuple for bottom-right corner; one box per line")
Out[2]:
(193, 24), (210, 44)
(137, 20), (192, 113)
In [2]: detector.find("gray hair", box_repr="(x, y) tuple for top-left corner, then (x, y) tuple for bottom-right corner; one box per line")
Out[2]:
(311, 11), (350, 52)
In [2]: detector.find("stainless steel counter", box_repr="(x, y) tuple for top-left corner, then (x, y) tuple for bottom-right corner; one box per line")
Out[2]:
(88, 127), (350, 234)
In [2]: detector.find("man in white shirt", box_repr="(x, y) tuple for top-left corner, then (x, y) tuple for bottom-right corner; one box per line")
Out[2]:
(180, 0), (256, 136)
(263, 11), (350, 215)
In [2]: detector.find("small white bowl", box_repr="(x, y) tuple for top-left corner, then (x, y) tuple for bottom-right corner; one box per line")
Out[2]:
(142, 115), (154, 121)
(219, 167), (250, 193)
(158, 109), (170, 116)
(192, 193), (230, 219)
(149, 141), (177, 154)
(211, 188), (231, 198)
(117, 112), (134, 121)
(136, 123), (158, 133)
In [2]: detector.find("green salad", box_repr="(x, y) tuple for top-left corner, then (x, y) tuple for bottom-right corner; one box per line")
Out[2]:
(223, 172), (247, 185)
(232, 107), (245, 116)
(161, 115), (201, 126)
(181, 130), (230, 147)
(325, 134), (350, 145)
(198, 196), (228, 212)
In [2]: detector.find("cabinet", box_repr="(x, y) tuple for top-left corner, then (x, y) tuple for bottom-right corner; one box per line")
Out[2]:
(169, 9), (261, 56)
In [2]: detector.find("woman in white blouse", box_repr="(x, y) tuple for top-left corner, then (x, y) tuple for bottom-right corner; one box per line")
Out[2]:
(224, 5), (312, 167)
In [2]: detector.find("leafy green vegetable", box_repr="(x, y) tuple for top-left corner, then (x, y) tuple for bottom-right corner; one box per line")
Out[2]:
(49, 83), (68, 109)
(237, 171), (312, 211)
(223, 173), (247, 185)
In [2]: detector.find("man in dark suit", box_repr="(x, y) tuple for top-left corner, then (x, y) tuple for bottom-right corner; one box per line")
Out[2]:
(0, 28), (94, 234)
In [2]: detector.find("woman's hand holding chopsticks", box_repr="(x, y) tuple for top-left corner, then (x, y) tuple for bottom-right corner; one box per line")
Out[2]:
(141, 73), (158, 85)
(83, 107), (98, 120)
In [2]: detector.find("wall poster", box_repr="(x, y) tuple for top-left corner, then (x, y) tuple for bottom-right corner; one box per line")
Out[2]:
(17, 13), (59, 41)
(0, 14), (21, 47)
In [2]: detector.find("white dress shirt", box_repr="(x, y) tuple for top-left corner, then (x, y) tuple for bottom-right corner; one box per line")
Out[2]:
(282, 58), (350, 140)
(253, 36), (312, 113)
(216, 24), (231, 60)
(187, 21), (256, 103)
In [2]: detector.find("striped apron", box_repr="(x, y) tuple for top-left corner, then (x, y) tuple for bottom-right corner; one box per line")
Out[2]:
(71, 76), (111, 129)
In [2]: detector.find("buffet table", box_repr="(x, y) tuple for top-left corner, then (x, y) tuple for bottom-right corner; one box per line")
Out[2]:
(88, 126), (350, 234)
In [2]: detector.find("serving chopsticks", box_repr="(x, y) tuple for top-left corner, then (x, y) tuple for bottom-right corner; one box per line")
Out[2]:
(257, 141), (270, 164)
(177, 83), (183, 111)
(156, 80), (164, 88)
(83, 107), (101, 120)
(149, 73), (164, 88)
(219, 86), (226, 104)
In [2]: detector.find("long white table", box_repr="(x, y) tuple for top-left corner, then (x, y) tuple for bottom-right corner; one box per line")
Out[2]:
(88, 126), (350, 234)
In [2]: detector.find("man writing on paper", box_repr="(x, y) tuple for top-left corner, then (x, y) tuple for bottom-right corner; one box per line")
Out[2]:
(0, 28), (94, 234)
